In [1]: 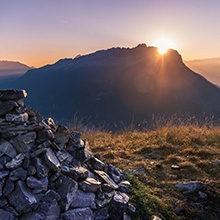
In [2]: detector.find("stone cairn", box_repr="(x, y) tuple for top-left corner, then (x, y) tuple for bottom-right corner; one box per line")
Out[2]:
(0, 90), (135, 220)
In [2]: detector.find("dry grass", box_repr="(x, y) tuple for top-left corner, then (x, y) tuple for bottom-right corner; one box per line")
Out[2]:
(82, 125), (220, 219)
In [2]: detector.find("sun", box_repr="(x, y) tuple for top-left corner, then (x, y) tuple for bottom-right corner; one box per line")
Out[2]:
(154, 37), (174, 54)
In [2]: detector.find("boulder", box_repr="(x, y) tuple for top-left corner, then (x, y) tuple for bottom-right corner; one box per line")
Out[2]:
(71, 190), (96, 209)
(175, 182), (208, 194)
(8, 181), (37, 213)
(56, 175), (78, 211)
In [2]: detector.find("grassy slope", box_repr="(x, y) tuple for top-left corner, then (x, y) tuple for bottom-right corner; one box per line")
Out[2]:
(83, 126), (220, 219)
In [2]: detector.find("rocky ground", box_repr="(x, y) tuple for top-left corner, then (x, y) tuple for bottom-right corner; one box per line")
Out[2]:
(0, 90), (136, 219)
(83, 127), (220, 219)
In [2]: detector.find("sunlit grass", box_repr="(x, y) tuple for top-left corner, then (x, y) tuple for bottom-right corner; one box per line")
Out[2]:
(82, 125), (220, 219)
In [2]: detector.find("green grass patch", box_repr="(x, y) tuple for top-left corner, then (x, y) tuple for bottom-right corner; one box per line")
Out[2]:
(128, 174), (174, 220)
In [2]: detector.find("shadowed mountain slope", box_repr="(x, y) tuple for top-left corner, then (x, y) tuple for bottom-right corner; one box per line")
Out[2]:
(0, 61), (31, 84)
(5, 44), (220, 128)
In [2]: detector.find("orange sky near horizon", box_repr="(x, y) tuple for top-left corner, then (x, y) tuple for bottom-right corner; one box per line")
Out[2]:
(0, 0), (220, 68)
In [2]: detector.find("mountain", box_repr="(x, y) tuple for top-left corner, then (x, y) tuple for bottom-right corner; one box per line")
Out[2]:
(0, 61), (31, 85)
(186, 58), (220, 86)
(5, 44), (220, 128)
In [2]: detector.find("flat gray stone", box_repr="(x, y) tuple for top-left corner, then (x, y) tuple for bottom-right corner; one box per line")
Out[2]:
(0, 140), (17, 158)
(6, 153), (24, 169)
(18, 131), (37, 144)
(71, 141), (93, 161)
(118, 181), (132, 193)
(56, 150), (73, 164)
(63, 207), (94, 220)
(69, 166), (88, 181)
(44, 118), (57, 132)
(8, 181), (37, 213)
(94, 170), (118, 190)
(79, 178), (101, 192)
(37, 129), (54, 142)
(54, 126), (69, 148)
(5, 113), (28, 124)
(109, 192), (129, 219)
(34, 158), (49, 178)
(44, 148), (60, 170)
(9, 167), (27, 181)
(175, 181), (207, 194)
(56, 175), (78, 211)
(3, 178), (14, 196)
(21, 193), (60, 220)
(87, 157), (106, 171)
(71, 190), (96, 209)
(10, 137), (29, 154)
(26, 176), (48, 193)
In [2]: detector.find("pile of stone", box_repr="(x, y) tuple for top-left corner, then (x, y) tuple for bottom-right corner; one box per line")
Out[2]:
(0, 90), (135, 220)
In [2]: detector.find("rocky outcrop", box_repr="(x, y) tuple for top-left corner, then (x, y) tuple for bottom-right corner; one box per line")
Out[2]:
(0, 90), (134, 219)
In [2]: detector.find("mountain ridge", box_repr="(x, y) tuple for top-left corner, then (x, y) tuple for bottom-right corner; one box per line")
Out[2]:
(4, 44), (220, 128)
(0, 60), (32, 85)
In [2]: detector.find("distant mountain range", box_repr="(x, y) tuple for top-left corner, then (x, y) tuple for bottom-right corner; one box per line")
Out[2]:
(186, 58), (220, 86)
(0, 61), (31, 84)
(2, 44), (220, 128)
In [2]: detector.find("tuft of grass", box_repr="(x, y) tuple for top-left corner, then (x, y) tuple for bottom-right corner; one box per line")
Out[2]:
(128, 174), (174, 219)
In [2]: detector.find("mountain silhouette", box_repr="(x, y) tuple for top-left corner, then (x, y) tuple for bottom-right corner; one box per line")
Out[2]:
(4, 44), (220, 128)
(0, 61), (31, 85)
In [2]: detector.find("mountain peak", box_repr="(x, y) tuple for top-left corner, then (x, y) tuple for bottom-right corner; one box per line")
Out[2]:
(135, 43), (148, 49)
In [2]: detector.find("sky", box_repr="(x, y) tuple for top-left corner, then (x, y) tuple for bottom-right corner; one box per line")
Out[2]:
(0, 0), (220, 67)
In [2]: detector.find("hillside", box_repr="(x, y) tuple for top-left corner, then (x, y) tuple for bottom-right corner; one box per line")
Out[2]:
(5, 44), (220, 128)
(186, 58), (220, 86)
(0, 61), (31, 84)
(83, 126), (220, 219)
